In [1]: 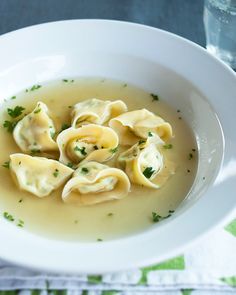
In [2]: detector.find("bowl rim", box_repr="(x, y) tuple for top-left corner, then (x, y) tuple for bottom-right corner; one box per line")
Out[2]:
(0, 19), (235, 274)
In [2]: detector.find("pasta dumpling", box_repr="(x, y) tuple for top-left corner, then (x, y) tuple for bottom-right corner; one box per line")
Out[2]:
(57, 124), (119, 166)
(71, 98), (127, 127)
(109, 108), (172, 146)
(13, 101), (58, 154)
(62, 161), (130, 205)
(118, 135), (175, 188)
(10, 153), (74, 197)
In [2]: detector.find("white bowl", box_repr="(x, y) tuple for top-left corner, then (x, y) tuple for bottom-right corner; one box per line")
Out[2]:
(0, 20), (235, 274)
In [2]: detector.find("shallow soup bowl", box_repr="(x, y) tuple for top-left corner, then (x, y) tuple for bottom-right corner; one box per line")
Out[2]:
(0, 19), (235, 274)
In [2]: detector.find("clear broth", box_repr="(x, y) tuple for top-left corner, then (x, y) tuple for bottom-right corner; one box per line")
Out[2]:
(0, 78), (197, 241)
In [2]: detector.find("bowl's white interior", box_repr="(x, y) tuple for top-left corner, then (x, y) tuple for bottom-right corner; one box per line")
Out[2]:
(0, 20), (235, 274)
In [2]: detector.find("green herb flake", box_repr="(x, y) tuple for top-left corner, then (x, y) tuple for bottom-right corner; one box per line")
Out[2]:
(62, 79), (68, 82)
(110, 146), (118, 154)
(30, 85), (41, 91)
(67, 162), (74, 168)
(30, 149), (40, 155)
(60, 123), (70, 132)
(68, 105), (72, 109)
(81, 167), (89, 174)
(188, 153), (193, 160)
(151, 93), (159, 101)
(11, 96), (16, 100)
(62, 79), (74, 83)
(2, 161), (10, 169)
(177, 109), (181, 113)
(3, 212), (14, 222)
(7, 106), (25, 118)
(192, 148), (196, 152)
(74, 220), (78, 224)
(138, 139), (146, 145)
(97, 238), (103, 242)
(178, 116), (182, 120)
(34, 108), (41, 114)
(17, 219), (24, 227)
(143, 167), (155, 179)
(187, 169), (191, 173)
(18, 199), (23, 203)
(93, 145), (99, 150)
(74, 146), (87, 155)
(152, 210), (174, 223)
(123, 83), (127, 87)
(3, 120), (17, 133)
(53, 169), (59, 177)
(163, 144), (173, 149)
(148, 131), (153, 137)
(107, 213), (114, 217)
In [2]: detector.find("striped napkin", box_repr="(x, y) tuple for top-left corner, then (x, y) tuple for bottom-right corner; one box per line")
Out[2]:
(0, 216), (235, 295)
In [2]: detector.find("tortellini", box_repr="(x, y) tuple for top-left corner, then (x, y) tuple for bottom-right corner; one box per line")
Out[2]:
(71, 98), (127, 127)
(13, 101), (58, 154)
(57, 124), (119, 166)
(62, 161), (131, 205)
(109, 108), (172, 146)
(118, 135), (175, 188)
(10, 153), (73, 197)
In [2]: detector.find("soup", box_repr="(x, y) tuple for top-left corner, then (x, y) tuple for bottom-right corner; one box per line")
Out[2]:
(0, 78), (197, 241)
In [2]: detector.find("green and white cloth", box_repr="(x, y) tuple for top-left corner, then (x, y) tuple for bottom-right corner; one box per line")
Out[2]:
(0, 217), (235, 295)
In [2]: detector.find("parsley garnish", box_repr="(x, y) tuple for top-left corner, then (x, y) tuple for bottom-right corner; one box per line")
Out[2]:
(192, 148), (196, 152)
(97, 238), (103, 242)
(18, 199), (23, 203)
(188, 153), (193, 160)
(123, 83), (127, 87)
(30, 149), (40, 155)
(2, 161), (10, 169)
(148, 131), (153, 137)
(3, 212), (14, 222)
(7, 106), (25, 118)
(152, 210), (174, 223)
(74, 146), (87, 155)
(53, 169), (59, 177)
(163, 144), (173, 149)
(67, 162), (74, 168)
(110, 146), (118, 153)
(151, 93), (159, 101)
(62, 79), (74, 83)
(143, 167), (155, 179)
(81, 167), (89, 174)
(60, 123), (70, 132)
(138, 139), (146, 145)
(93, 145), (99, 150)
(34, 108), (41, 114)
(26, 85), (41, 92)
(107, 213), (114, 217)
(11, 96), (16, 100)
(3, 120), (17, 132)
(17, 219), (24, 227)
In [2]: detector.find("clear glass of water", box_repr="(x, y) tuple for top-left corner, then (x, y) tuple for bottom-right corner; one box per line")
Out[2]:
(204, 0), (236, 70)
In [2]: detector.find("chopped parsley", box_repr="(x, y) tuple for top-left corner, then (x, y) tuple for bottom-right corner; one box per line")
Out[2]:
(33, 108), (41, 114)
(203, 177), (206, 180)
(68, 105), (72, 109)
(11, 96), (16, 100)
(192, 148), (196, 152)
(30, 149), (40, 155)
(18, 199), (23, 203)
(107, 213), (114, 217)
(62, 79), (74, 83)
(17, 219), (24, 227)
(81, 167), (89, 174)
(93, 145), (99, 150)
(26, 85), (41, 92)
(178, 116), (182, 120)
(187, 169), (191, 173)
(188, 153), (193, 160)
(2, 161), (10, 169)
(3, 120), (17, 133)
(60, 123), (70, 132)
(138, 139), (146, 145)
(151, 93), (159, 101)
(74, 220), (78, 224)
(110, 146), (118, 153)
(143, 167), (155, 179)
(148, 131), (153, 137)
(67, 162), (74, 168)
(97, 238), (103, 242)
(53, 169), (59, 177)
(3, 212), (14, 222)
(74, 146), (87, 155)
(163, 144), (173, 149)
(177, 109), (181, 113)
(7, 106), (25, 118)
(123, 83), (127, 87)
(152, 210), (175, 223)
